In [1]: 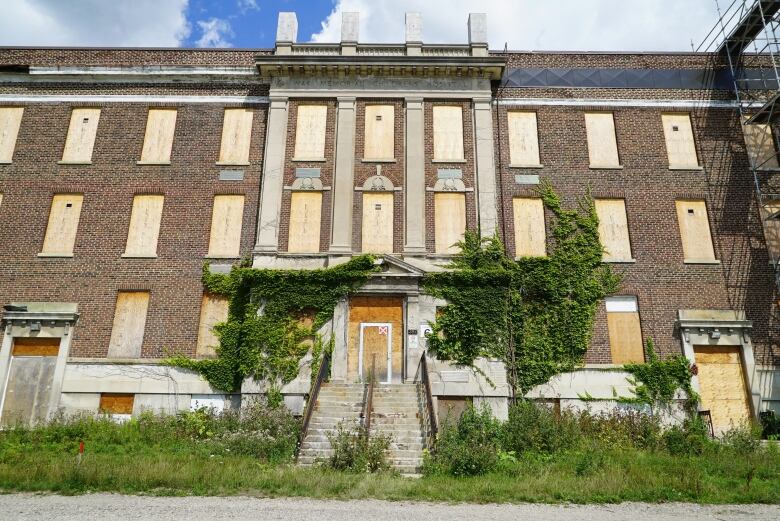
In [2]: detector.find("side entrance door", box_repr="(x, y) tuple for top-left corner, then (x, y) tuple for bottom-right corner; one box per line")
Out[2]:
(694, 345), (752, 433)
(1, 337), (60, 427)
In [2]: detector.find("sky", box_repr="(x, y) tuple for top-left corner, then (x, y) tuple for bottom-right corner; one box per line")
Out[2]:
(0, 0), (725, 52)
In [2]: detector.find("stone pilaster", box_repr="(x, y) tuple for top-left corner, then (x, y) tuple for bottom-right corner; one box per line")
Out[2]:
(473, 97), (498, 237)
(329, 97), (357, 254)
(255, 96), (289, 253)
(404, 97), (426, 254)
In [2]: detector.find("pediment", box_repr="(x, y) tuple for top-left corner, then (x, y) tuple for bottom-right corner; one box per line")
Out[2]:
(374, 255), (425, 277)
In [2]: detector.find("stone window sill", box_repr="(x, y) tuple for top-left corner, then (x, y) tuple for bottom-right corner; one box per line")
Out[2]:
(57, 160), (92, 165)
(509, 164), (543, 169)
(216, 161), (250, 166)
(37, 253), (74, 258)
(121, 253), (158, 259)
(204, 254), (240, 260)
(0, 160), (12, 165)
(603, 258), (636, 264)
(669, 165), (704, 171)
(292, 157), (327, 163)
(136, 161), (171, 166)
(432, 159), (466, 164)
(361, 158), (397, 163)
(683, 259), (721, 265)
(589, 165), (624, 170)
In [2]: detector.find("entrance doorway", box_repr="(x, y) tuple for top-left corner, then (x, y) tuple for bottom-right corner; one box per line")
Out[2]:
(1, 337), (60, 427)
(359, 323), (392, 383)
(348, 296), (403, 383)
(694, 345), (752, 433)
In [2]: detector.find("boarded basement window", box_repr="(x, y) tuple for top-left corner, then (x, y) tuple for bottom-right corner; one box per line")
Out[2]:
(675, 199), (716, 262)
(605, 296), (644, 365)
(361, 192), (394, 253)
(139, 108), (177, 164)
(288, 191), (322, 253)
(433, 106), (464, 161)
(742, 117), (779, 170)
(594, 199), (632, 262)
(218, 108), (253, 165)
(364, 105), (394, 160)
(196, 294), (229, 358)
(507, 111), (541, 167)
(40, 194), (84, 256)
(0, 106), (24, 163)
(293, 105), (327, 160)
(207, 194), (245, 257)
(437, 396), (472, 426)
(123, 195), (164, 257)
(434, 192), (466, 254)
(107, 291), (150, 359)
(761, 200), (780, 261)
(661, 113), (700, 169)
(585, 112), (621, 168)
(60, 108), (100, 163)
(99, 393), (135, 415)
(512, 197), (545, 258)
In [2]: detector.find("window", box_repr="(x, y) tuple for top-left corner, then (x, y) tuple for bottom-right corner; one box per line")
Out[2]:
(661, 113), (700, 169)
(361, 192), (393, 253)
(675, 199), (716, 262)
(743, 118), (779, 170)
(437, 397), (473, 426)
(585, 112), (621, 168)
(123, 195), (164, 258)
(196, 294), (229, 358)
(60, 108), (100, 164)
(207, 195), (245, 257)
(0, 107), (24, 163)
(40, 194), (84, 256)
(139, 108), (177, 164)
(288, 191), (322, 253)
(217, 108), (253, 165)
(434, 192), (466, 254)
(512, 197), (545, 257)
(761, 200), (780, 261)
(107, 291), (150, 358)
(363, 105), (394, 160)
(507, 111), (541, 167)
(293, 105), (327, 160)
(594, 199), (633, 262)
(433, 106), (464, 161)
(99, 393), (135, 415)
(605, 296), (644, 365)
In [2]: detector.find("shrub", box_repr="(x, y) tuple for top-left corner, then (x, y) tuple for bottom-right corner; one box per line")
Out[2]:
(424, 404), (501, 476)
(501, 400), (581, 454)
(759, 411), (780, 440)
(662, 416), (711, 456)
(575, 408), (663, 450)
(325, 422), (391, 473)
(721, 424), (762, 456)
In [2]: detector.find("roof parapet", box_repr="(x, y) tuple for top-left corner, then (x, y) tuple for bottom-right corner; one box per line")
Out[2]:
(276, 12), (298, 55)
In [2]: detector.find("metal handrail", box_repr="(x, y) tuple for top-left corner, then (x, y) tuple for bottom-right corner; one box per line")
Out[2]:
(419, 352), (438, 449)
(362, 354), (376, 438)
(297, 350), (331, 459)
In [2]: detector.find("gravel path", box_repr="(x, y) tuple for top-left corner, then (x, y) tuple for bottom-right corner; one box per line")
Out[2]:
(0, 494), (778, 521)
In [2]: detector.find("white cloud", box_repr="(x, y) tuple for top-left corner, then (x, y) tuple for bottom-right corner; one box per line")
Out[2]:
(195, 17), (234, 48)
(0, 0), (190, 47)
(311, 0), (720, 52)
(238, 0), (259, 13)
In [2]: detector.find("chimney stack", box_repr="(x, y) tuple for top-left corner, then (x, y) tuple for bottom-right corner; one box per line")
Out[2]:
(468, 13), (488, 56)
(275, 12), (298, 55)
(405, 13), (422, 55)
(341, 12), (359, 55)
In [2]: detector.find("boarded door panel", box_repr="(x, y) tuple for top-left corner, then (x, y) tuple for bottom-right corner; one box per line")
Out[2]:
(124, 195), (164, 257)
(508, 111), (541, 166)
(218, 108), (253, 164)
(61, 108), (100, 163)
(512, 197), (545, 257)
(99, 393), (135, 415)
(675, 199), (715, 261)
(1, 337), (60, 427)
(662, 113), (699, 168)
(585, 112), (620, 167)
(362, 325), (390, 383)
(361, 192), (393, 253)
(695, 346), (752, 432)
(743, 119), (779, 170)
(140, 109), (177, 163)
(196, 294), (229, 358)
(208, 195), (244, 257)
(288, 191), (322, 253)
(364, 105), (394, 160)
(347, 297), (403, 383)
(433, 106), (464, 161)
(434, 193), (466, 254)
(107, 291), (150, 358)
(0, 107), (24, 163)
(41, 194), (84, 256)
(293, 105), (327, 159)
(761, 200), (780, 260)
(595, 199), (632, 261)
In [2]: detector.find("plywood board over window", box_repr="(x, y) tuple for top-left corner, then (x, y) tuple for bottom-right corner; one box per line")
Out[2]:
(123, 195), (164, 257)
(0, 107), (24, 163)
(594, 199), (632, 262)
(207, 195), (245, 257)
(60, 108), (100, 163)
(293, 105), (327, 160)
(288, 191), (322, 253)
(218, 108), (253, 165)
(40, 194), (84, 256)
(662, 113), (700, 169)
(512, 197), (546, 257)
(196, 294), (229, 358)
(107, 291), (150, 359)
(433, 106), (464, 161)
(675, 199), (716, 262)
(507, 111), (541, 167)
(761, 200), (780, 261)
(363, 105), (394, 160)
(434, 192), (466, 254)
(99, 393), (135, 415)
(361, 192), (393, 253)
(585, 112), (621, 168)
(139, 108), (177, 164)
(605, 296), (644, 365)
(743, 118), (779, 170)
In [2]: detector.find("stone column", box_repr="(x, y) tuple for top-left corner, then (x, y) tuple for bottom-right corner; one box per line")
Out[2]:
(405, 294), (421, 381)
(473, 97), (498, 237)
(404, 97), (426, 254)
(255, 96), (289, 253)
(329, 97), (357, 254)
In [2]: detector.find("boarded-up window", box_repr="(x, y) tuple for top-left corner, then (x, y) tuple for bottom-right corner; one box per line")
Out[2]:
(743, 118), (779, 170)
(512, 197), (545, 257)
(761, 200), (780, 261)
(595, 199), (632, 262)
(218, 108), (253, 165)
(0, 107), (24, 163)
(293, 105), (327, 160)
(437, 397), (472, 426)
(41, 194), (84, 256)
(364, 105), (394, 160)
(507, 111), (541, 167)
(434, 192), (466, 254)
(433, 106), (464, 161)
(662, 113), (699, 169)
(605, 296), (644, 365)
(61, 108), (100, 163)
(139, 108), (177, 163)
(585, 112), (620, 167)
(196, 294), (229, 358)
(99, 393), (135, 415)
(207, 195), (244, 257)
(362, 192), (393, 253)
(108, 291), (150, 359)
(675, 199), (716, 261)
(288, 191), (322, 253)
(124, 195), (164, 257)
